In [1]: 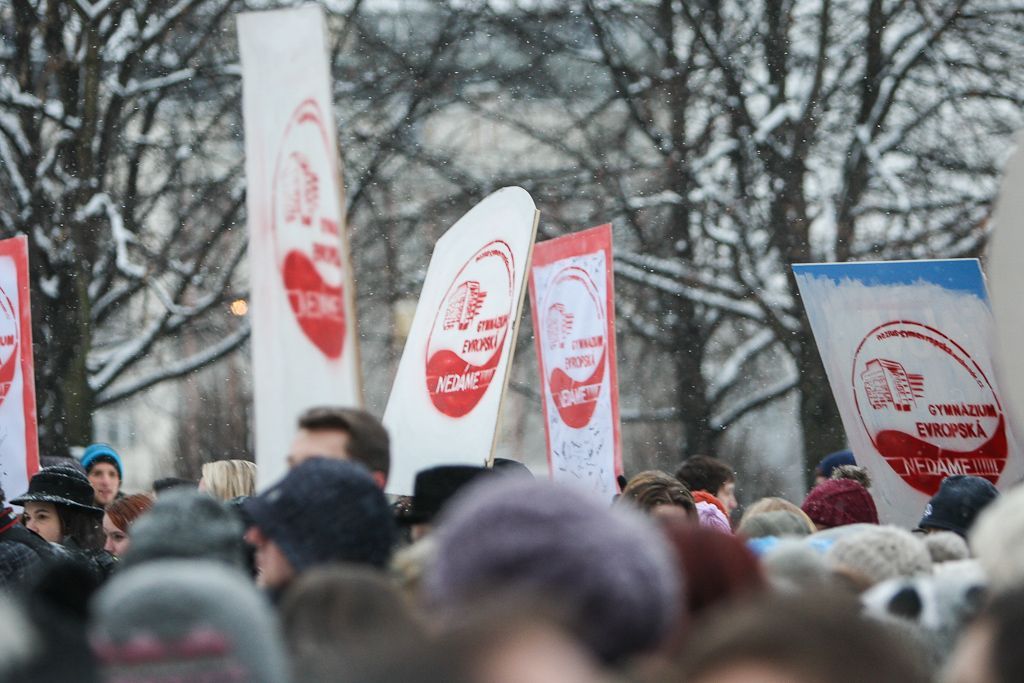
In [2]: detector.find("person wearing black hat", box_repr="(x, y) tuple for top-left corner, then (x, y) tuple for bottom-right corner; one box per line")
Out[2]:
(0, 486), (54, 587)
(241, 458), (395, 595)
(918, 475), (999, 538)
(13, 466), (108, 557)
(398, 465), (492, 542)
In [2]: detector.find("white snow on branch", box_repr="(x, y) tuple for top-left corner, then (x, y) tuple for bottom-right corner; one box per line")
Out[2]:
(95, 320), (250, 406)
(39, 274), (60, 300)
(710, 374), (799, 430)
(617, 250), (747, 296)
(753, 100), (799, 143)
(89, 315), (165, 393)
(73, 0), (117, 20)
(0, 76), (81, 129)
(707, 328), (777, 402)
(113, 68), (196, 97)
(616, 296), (671, 344)
(76, 194), (147, 279)
(626, 190), (684, 210)
(141, 0), (199, 43)
(0, 132), (30, 206)
(614, 260), (769, 321)
(621, 406), (679, 422)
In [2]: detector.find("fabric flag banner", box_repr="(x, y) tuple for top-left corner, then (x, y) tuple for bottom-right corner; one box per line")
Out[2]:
(794, 259), (1023, 526)
(528, 224), (622, 498)
(0, 236), (38, 502)
(239, 5), (363, 488)
(384, 187), (539, 495)
(988, 133), (1024, 441)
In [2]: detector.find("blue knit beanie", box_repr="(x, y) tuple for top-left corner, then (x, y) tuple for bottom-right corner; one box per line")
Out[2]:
(81, 443), (123, 479)
(815, 449), (855, 479)
(424, 477), (680, 663)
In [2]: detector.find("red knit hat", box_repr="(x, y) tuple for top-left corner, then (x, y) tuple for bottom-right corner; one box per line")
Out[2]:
(801, 479), (879, 529)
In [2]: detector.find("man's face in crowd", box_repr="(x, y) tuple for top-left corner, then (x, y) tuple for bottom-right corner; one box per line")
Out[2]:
(287, 428), (351, 469)
(89, 462), (121, 507)
(717, 480), (738, 513)
(244, 526), (296, 590)
(286, 427), (387, 488)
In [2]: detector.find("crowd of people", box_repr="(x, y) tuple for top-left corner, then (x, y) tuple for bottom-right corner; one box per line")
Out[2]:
(0, 406), (1021, 682)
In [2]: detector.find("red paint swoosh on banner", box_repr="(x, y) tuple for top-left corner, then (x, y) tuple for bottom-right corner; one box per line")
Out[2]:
(549, 350), (605, 429)
(0, 336), (16, 407)
(282, 250), (346, 359)
(426, 347), (504, 418)
(874, 417), (1007, 495)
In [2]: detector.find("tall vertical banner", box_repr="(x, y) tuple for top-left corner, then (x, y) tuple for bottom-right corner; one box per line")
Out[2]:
(0, 236), (38, 502)
(988, 134), (1024, 443)
(794, 260), (1023, 525)
(239, 6), (362, 488)
(383, 187), (538, 495)
(528, 225), (622, 497)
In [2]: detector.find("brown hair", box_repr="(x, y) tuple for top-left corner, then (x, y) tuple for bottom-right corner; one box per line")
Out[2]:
(619, 470), (696, 515)
(280, 564), (424, 680)
(105, 493), (154, 533)
(674, 455), (734, 495)
(297, 407), (390, 477)
(678, 593), (928, 683)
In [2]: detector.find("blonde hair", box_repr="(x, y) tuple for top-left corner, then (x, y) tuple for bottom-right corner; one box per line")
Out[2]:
(200, 459), (257, 501)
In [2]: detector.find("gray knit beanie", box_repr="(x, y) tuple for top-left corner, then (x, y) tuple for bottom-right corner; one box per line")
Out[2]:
(738, 510), (813, 539)
(90, 560), (290, 683)
(424, 477), (680, 663)
(922, 531), (970, 564)
(121, 489), (246, 569)
(828, 526), (932, 586)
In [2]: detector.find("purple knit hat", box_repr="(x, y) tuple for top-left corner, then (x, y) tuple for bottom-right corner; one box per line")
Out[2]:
(802, 479), (879, 529)
(424, 477), (680, 663)
(696, 501), (732, 534)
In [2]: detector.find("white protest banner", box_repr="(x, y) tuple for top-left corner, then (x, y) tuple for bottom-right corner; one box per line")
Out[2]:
(239, 5), (362, 488)
(794, 260), (1023, 526)
(988, 134), (1024, 439)
(0, 236), (38, 501)
(383, 187), (538, 495)
(528, 224), (621, 497)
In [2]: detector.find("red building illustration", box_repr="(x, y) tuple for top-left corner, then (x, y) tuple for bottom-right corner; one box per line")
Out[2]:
(861, 358), (925, 412)
(443, 281), (486, 331)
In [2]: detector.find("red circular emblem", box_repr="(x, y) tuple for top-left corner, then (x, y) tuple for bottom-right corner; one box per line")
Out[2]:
(425, 240), (515, 418)
(540, 266), (606, 428)
(271, 99), (346, 360)
(852, 320), (1006, 495)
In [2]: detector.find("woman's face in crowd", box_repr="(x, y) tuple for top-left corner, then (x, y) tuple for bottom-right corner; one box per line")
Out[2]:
(88, 462), (121, 506)
(102, 513), (130, 557)
(23, 502), (62, 543)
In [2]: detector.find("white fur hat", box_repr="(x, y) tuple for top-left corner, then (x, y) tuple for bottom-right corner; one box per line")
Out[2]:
(970, 484), (1024, 592)
(828, 526), (932, 586)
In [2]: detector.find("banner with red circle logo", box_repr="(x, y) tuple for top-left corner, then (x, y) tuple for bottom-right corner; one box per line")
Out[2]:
(0, 236), (39, 503)
(383, 188), (538, 495)
(528, 224), (622, 498)
(794, 260), (1023, 526)
(239, 6), (363, 488)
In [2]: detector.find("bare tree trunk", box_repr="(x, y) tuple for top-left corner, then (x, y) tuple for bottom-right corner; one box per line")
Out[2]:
(796, 329), (846, 486)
